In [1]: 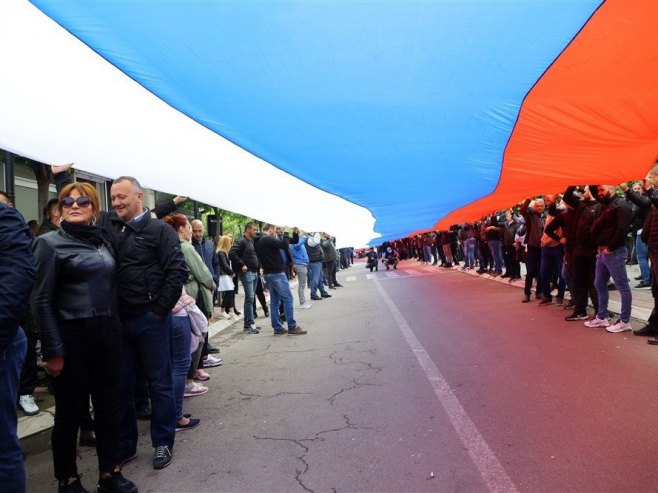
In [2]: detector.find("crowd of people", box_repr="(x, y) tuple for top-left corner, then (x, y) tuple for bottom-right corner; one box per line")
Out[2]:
(5, 160), (658, 493)
(373, 162), (658, 338)
(0, 163), (353, 493)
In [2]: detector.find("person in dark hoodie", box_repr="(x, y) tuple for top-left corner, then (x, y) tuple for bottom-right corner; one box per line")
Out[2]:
(561, 186), (601, 322)
(584, 185), (632, 333)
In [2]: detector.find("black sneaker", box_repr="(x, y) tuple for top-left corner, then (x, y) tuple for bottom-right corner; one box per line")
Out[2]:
(176, 417), (201, 432)
(565, 312), (588, 321)
(321, 293), (332, 298)
(206, 343), (221, 354)
(635, 281), (651, 288)
(633, 324), (657, 336)
(243, 325), (260, 334)
(310, 295), (323, 301)
(153, 445), (172, 470)
(97, 469), (138, 493)
(273, 329), (288, 336)
(288, 326), (307, 335)
(58, 476), (89, 493)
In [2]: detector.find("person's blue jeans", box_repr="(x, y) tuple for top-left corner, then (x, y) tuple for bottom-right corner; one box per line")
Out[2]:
(423, 245), (433, 264)
(594, 246), (632, 322)
(172, 315), (191, 421)
(636, 235), (650, 284)
(0, 328), (27, 493)
(540, 244), (565, 300)
(488, 239), (504, 273)
(264, 273), (297, 331)
(119, 312), (175, 457)
(464, 238), (476, 269)
(561, 259), (571, 293)
(308, 261), (327, 297)
(239, 271), (258, 328)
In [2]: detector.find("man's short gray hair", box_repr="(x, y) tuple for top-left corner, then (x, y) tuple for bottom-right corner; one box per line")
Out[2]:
(113, 176), (142, 192)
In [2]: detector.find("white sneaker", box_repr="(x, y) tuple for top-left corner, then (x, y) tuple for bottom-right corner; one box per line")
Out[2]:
(584, 317), (610, 328)
(203, 355), (223, 367)
(184, 382), (208, 397)
(19, 394), (39, 416)
(606, 320), (632, 333)
(299, 303), (312, 310)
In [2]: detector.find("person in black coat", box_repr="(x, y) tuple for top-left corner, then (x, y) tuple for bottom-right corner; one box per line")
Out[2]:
(0, 201), (35, 493)
(32, 182), (137, 493)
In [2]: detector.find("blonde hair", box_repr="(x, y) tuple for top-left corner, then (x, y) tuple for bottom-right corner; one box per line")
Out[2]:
(216, 234), (233, 254)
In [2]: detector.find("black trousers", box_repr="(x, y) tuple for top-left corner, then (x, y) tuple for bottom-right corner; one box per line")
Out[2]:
(503, 244), (520, 278)
(524, 245), (542, 296)
(647, 251), (658, 328)
(51, 316), (121, 480)
(324, 260), (338, 286)
(571, 252), (599, 315)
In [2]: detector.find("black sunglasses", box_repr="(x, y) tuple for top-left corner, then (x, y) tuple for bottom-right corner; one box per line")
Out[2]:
(61, 196), (92, 208)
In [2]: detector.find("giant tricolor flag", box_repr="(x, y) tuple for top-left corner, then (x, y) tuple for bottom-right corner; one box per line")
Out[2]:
(1, 1), (657, 246)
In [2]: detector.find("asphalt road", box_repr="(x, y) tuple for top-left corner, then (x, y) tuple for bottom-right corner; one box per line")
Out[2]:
(25, 261), (658, 492)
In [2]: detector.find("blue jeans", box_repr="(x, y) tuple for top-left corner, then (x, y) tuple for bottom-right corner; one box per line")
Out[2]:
(594, 247), (632, 322)
(172, 315), (191, 421)
(636, 235), (650, 284)
(0, 328), (26, 493)
(308, 261), (327, 297)
(119, 312), (176, 456)
(488, 239), (504, 273)
(540, 244), (565, 300)
(464, 238), (476, 269)
(239, 271), (258, 328)
(264, 273), (297, 331)
(423, 245), (432, 263)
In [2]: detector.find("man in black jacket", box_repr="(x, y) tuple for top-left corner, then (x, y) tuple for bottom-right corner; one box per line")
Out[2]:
(0, 202), (35, 492)
(520, 197), (546, 302)
(639, 163), (658, 342)
(255, 224), (306, 335)
(53, 165), (187, 470)
(229, 222), (261, 334)
(562, 186), (601, 321)
(585, 185), (633, 333)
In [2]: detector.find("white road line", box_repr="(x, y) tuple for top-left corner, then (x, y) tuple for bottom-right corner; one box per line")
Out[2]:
(404, 269), (421, 275)
(385, 271), (400, 278)
(373, 279), (518, 493)
(366, 273), (378, 280)
(346, 275), (357, 282)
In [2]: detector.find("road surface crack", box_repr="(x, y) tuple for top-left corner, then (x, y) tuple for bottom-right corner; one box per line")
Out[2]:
(327, 379), (383, 405)
(253, 415), (362, 492)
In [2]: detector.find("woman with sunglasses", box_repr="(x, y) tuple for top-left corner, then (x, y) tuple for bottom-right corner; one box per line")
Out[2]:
(31, 183), (137, 493)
